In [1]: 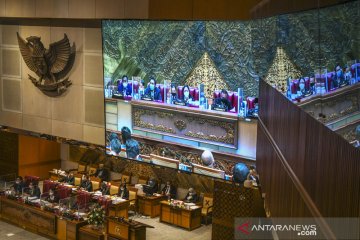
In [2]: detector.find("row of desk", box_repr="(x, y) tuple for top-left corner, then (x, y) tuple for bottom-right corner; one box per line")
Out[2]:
(0, 196), (152, 240)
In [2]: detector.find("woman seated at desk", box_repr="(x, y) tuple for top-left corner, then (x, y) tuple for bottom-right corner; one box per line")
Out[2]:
(46, 188), (59, 203)
(177, 85), (194, 106)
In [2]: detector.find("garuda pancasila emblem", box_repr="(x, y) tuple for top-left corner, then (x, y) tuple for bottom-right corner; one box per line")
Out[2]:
(17, 32), (76, 97)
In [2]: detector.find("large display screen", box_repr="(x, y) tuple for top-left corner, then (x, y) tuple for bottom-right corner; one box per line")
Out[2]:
(102, 20), (260, 181)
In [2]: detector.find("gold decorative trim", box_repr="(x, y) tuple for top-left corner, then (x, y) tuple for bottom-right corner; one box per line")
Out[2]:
(133, 108), (175, 134)
(174, 120), (187, 131)
(185, 116), (235, 144)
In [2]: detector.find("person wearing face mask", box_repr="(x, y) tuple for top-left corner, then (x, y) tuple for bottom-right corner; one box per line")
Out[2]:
(334, 64), (345, 88)
(161, 181), (176, 199)
(212, 89), (233, 112)
(117, 75), (132, 96)
(28, 182), (41, 198)
(46, 188), (59, 203)
(121, 126), (140, 160)
(144, 77), (161, 101)
(12, 176), (25, 195)
(117, 183), (129, 200)
(184, 187), (198, 203)
(170, 84), (178, 103)
(181, 85), (193, 105)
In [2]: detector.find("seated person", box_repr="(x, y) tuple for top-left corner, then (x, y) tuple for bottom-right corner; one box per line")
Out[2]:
(94, 163), (109, 182)
(46, 188), (59, 203)
(161, 181), (176, 199)
(184, 187), (198, 203)
(117, 75), (132, 96)
(28, 182), (41, 198)
(212, 89), (233, 112)
(12, 176), (25, 195)
(121, 126), (140, 159)
(143, 177), (158, 196)
(299, 78), (312, 97)
(138, 79), (145, 96)
(170, 83), (178, 103)
(181, 85), (193, 105)
(109, 134), (122, 156)
(247, 168), (260, 185)
(100, 181), (110, 196)
(59, 172), (75, 185)
(117, 183), (129, 200)
(334, 64), (346, 88)
(80, 174), (93, 192)
(144, 77), (161, 101)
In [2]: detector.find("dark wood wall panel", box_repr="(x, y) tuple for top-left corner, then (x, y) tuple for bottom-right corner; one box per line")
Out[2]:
(0, 131), (18, 176)
(257, 80), (360, 220)
(212, 181), (266, 240)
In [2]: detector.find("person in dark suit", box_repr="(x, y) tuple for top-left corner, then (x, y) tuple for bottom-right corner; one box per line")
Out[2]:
(28, 182), (41, 198)
(12, 176), (25, 195)
(212, 89), (233, 112)
(184, 188), (198, 203)
(60, 172), (75, 185)
(100, 181), (110, 196)
(147, 177), (158, 193)
(161, 181), (176, 199)
(117, 75), (132, 96)
(144, 77), (161, 101)
(117, 183), (129, 200)
(46, 188), (59, 203)
(94, 164), (109, 181)
(121, 126), (140, 159)
(80, 175), (93, 192)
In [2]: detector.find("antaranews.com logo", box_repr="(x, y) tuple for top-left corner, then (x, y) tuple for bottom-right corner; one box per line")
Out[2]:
(235, 218), (359, 240)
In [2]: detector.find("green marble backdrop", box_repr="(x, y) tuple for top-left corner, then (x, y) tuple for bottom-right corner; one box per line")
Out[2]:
(102, 1), (360, 98)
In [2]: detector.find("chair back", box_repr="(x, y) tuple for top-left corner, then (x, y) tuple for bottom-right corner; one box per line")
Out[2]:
(43, 180), (59, 193)
(88, 165), (97, 175)
(137, 176), (148, 185)
(24, 176), (40, 187)
(203, 193), (213, 208)
(128, 187), (138, 201)
(91, 176), (101, 191)
(74, 174), (82, 186)
(78, 163), (87, 172)
(110, 184), (119, 195)
(121, 173), (131, 185)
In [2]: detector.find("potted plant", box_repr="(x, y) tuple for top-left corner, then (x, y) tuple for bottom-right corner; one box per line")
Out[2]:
(87, 204), (106, 230)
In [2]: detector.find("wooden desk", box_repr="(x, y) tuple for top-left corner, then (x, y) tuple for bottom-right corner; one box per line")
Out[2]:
(107, 217), (154, 240)
(108, 200), (130, 218)
(0, 196), (87, 240)
(138, 194), (166, 218)
(159, 201), (202, 230)
(79, 225), (105, 240)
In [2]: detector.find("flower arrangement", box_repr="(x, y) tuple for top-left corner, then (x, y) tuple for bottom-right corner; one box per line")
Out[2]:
(87, 204), (106, 227)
